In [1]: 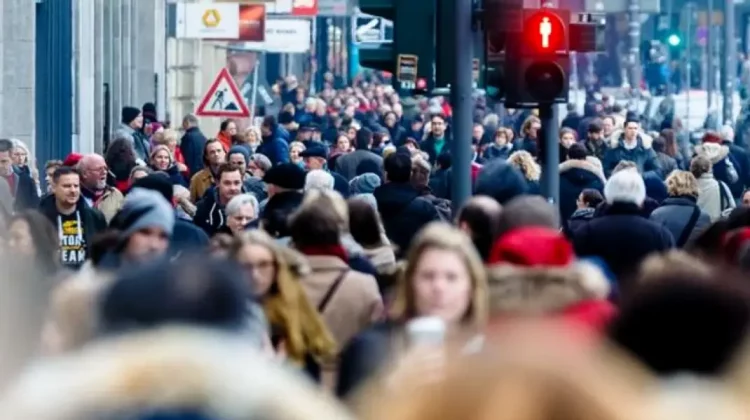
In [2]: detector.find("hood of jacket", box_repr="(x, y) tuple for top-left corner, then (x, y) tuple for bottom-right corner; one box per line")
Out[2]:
(196, 188), (226, 230)
(694, 142), (729, 164)
(559, 158), (606, 185)
(609, 129), (653, 149)
(487, 261), (610, 315)
(0, 328), (352, 420)
(372, 182), (420, 219)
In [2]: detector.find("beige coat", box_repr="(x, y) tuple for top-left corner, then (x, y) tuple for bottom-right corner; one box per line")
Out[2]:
(300, 255), (382, 350)
(94, 187), (124, 223)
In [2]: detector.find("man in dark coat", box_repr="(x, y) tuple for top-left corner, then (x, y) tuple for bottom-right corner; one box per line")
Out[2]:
(335, 128), (383, 181)
(180, 113), (208, 176)
(420, 114), (452, 165)
(558, 144), (606, 222)
(572, 169), (674, 296)
(373, 152), (440, 257)
(257, 115), (290, 166)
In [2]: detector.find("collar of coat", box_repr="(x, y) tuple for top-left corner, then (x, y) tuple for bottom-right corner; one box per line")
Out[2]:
(558, 158), (606, 183)
(0, 327), (353, 420)
(486, 261), (610, 315)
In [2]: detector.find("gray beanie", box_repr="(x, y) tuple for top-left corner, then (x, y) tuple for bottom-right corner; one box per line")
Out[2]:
(118, 188), (175, 242)
(349, 173), (381, 195)
(351, 193), (378, 210)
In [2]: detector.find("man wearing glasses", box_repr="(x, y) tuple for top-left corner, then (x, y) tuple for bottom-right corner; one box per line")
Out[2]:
(77, 153), (124, 223)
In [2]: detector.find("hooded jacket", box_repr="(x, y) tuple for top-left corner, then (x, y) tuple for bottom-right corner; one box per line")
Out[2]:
(257, 123), (290, 166)
(38, 194), (107, 268)
(194, 189), (230, 237)
(558, 158), (606, 222)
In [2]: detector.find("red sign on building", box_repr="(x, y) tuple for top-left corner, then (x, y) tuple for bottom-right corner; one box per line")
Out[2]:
(292, 0), (318, 16)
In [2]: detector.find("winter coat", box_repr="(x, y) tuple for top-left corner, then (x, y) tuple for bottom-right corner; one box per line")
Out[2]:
(572, 202), (675, 294)
(80, 186), (124, 224)
(649, 196), (711, 247)
(373, 182), (440, 258)
(583, 138), (608, 161)
(179, 126), (208, 176)
(695, 173), (735, 222)
(38, 194), (107, 267)
(193, 189), (228, 237)
(189, 168), (214, 203)
(602, 130), (658, 177)
(655, 152), (678, 179)
(335, 150), (383, 181)
(5, 167), (39, 211)
(257, 124), (290, 166)
(483, 143), (513, 161)
(694, 142), (741, 196)
(565, 207), (596, 237)
(724, 140), (750, 194)
(558, 159), (606, 222)
(0, 328), (353, 420)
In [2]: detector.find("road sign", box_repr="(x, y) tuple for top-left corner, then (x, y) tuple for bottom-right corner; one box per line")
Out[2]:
(196, 68), (251, 118)
(354, 14), (393, 44)
(396, 54), (418, 90)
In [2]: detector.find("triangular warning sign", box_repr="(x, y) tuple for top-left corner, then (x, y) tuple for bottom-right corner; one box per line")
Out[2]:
(196, 68), (251, 118)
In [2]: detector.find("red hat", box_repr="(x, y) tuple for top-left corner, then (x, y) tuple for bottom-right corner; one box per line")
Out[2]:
(488, 227), (574, 267)
(702, 131), (723, 144)
(62, 153), (83, 167)
(723, 228), (750, 263)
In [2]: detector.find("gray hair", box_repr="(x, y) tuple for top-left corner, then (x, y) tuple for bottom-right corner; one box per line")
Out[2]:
(183, 113), (199, 126)
(249, 154), (272, 172)
(226, 193), (260, 218)
(304, 170), (334, 192)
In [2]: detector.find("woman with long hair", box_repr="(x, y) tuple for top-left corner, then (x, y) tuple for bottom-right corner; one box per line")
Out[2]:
(105, 137), (139, 193)
(230, 229), (337, 380)
(7, 210), (62, 277)
(337, 223), (488, 398)
(508, 150), (542, 195)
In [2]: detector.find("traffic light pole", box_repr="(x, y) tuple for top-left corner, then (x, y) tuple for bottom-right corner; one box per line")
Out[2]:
(539, 104), (560, 204)
(450, 0), (474, 210)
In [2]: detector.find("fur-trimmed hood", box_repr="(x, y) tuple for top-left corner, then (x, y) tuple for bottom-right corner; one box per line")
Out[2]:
(559, 158), (606, 184)
(694, 142), (730, 164)
(608, 129), (654, 149)
(487, 261), (610, 315)
(0, 328), (353, 420)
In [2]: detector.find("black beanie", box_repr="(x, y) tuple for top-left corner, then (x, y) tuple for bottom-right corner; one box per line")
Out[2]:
(122, 106), (141, 125)
(132, 173), (174, 203)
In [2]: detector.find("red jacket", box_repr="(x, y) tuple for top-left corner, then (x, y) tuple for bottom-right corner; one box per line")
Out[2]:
(471, 162), (482, 183)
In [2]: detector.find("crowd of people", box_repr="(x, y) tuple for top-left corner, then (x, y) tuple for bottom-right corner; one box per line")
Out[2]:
(3, 77), (750, 418)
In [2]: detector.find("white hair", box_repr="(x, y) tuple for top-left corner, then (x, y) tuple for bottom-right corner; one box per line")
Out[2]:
(604, 168), (646, 206)
(304, 170), (334, 192)
(304, 97), (318, 108)
(720, 124), (735, 142)
(225, 193), (260, 218)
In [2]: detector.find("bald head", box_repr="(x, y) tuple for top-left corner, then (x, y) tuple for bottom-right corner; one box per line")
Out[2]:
(456, 195), (503, 262)
(78, 153), (108, 191)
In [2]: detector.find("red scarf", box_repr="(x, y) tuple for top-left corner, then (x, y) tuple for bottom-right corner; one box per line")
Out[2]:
(297, 244), (348, 263)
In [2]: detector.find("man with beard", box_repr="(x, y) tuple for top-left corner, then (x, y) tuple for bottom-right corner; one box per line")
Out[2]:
(77, 153), (124, 223)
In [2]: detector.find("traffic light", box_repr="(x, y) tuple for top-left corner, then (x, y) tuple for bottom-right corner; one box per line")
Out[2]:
(667, 33), (681, 47)
(504, 8), (570, 107)
(358, 0), (436, 93)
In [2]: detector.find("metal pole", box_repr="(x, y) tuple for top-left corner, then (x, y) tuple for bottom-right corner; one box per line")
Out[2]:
(539, 104), (560, 204)
(707, 0), (714, 109)
(250, 54), (261, 121)
(627, 0), (642, 92)
(723, 0), (736, 124)
(450, 0), (474, 210)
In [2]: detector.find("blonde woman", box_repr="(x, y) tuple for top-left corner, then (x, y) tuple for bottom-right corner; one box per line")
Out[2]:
(508, 150), (541, 195)
(337, 223), (488, 398)
(245, 126), (261, 153)
(230, 230), (337, 382)
(649, 170), (711, 247)
(148, 145), (188, 187)
(154, 128), (188, 175)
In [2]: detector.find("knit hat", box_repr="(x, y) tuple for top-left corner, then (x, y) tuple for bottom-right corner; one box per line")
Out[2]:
(351, 193), (378, 210)
(142, 102), (157, 122)
(114, 188), (175, 242)
(263, 163), (306, 190)
(489, 226), (574, 266)
(228, 145), (251, 163)
(122, 106), (142, 125)
(62, 153), (83, 168)
(349, 173), (381, 195)
(702, 131), (723, 144)
(132, 173), (175, 203)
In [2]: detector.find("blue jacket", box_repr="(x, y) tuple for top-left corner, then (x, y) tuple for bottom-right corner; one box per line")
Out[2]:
(257, 124), (289, 166)
(180, 127), (208, 176)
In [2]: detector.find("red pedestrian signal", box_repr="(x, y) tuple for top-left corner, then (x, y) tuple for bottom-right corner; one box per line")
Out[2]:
(523, 10), (567, 54)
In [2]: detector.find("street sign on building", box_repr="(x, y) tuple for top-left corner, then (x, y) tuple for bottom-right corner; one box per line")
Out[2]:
(196, 68), (251, 118)
(584, 0), (659, 13)
(175, 3), (241, 39)
(354, 14), (393, 44)
(243, 18), (312, 53)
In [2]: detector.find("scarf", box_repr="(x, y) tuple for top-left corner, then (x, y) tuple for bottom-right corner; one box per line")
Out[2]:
(297, 244), (348, 263)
